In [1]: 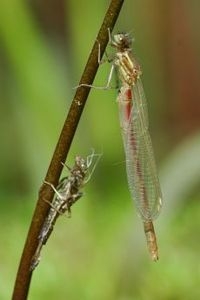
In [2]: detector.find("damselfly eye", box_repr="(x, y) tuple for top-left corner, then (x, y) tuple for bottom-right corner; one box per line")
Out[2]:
(114, 34), (123, 44)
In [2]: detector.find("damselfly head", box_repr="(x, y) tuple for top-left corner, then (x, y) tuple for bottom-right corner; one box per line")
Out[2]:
(112, 33), (132, 51)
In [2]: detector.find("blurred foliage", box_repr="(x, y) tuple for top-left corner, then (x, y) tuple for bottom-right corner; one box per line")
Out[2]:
(0, 0), (200, 299)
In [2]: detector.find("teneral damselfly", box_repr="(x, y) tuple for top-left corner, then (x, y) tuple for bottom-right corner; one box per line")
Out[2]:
(80, 31), (162, 260)
(112, 33), (162, 260)
(31, 152), (100, 270)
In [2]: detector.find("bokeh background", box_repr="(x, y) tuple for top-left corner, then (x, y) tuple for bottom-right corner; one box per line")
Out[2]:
(1, 0), (200, 299)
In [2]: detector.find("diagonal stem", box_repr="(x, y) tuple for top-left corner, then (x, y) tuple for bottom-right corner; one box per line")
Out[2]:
(12, 0), (124, 299)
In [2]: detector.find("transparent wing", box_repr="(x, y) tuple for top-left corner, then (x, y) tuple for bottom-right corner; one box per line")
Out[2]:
(133, 77), (149, 129)
(118, 83), (162, 221)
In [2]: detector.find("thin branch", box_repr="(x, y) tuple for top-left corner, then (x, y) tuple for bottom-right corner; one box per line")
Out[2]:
(12, 0), (124, 299)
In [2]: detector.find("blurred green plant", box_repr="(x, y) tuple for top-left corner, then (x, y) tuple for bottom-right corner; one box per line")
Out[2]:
(0, 0), (200, 299)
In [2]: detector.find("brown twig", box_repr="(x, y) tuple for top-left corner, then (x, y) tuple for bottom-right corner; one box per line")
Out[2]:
(12, 0), (124, 299)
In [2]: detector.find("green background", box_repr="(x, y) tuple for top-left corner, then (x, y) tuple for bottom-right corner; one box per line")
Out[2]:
(0, 1), (200, 299)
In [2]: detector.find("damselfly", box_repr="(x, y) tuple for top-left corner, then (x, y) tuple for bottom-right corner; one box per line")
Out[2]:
(31, 152), (100, 270)
(80, 31), (162, 260)
(113, 33), (162, 260)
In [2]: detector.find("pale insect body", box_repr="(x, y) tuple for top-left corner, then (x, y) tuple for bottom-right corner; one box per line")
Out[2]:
(111, 33), (162, 261)
(31, 152), (100, 270)
(80, 32), (162, 261)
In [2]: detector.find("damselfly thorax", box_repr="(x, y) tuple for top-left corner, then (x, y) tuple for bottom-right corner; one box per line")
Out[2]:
(115, 51), (141, 86)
